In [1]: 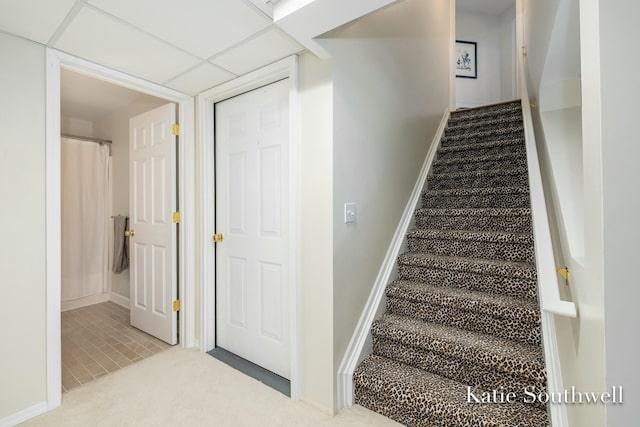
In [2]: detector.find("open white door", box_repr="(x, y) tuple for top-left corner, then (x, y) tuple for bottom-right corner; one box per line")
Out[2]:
(128, 103), (178, 345)
(215, 79), (290, 379)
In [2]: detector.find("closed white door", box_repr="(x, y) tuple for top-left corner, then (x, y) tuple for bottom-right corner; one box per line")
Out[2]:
(215, 79), (290, 378)
(129, 103), (178, 345)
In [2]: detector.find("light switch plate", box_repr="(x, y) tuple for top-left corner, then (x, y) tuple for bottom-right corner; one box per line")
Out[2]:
(344, 202), (356, 223)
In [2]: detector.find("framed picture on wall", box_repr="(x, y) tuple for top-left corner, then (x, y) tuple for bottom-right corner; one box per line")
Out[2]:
(455, 40), (477, 79)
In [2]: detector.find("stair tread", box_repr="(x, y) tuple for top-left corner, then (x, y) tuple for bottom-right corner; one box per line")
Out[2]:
(423, 186), (529, 197)
(398, 252), (536, 278)
(430, 166), (528, 180)
(387, 280), (540, 322)
(416, 207), (531, 217)
(433, 151), (525, 167)
(407, 228), (532, 244)
(355, 355), (547, 427)
(372, 314), (545, 376)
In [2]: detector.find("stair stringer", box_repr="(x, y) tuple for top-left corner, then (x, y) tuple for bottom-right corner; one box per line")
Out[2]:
(336, 109), (450, 410)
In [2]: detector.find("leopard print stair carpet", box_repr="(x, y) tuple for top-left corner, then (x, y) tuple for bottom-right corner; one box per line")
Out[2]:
(353, 101), (549, 426)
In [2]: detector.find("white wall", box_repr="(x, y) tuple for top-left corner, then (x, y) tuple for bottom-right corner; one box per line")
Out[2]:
(94, 100), (168, 299)
(61, 116), (94, 137)
(599, 1), (640, 424)
(456, 5), (516, 108)
(0, 32), (47, 420)
(298, 52), (334, 412)
(319, 0), (451, 410)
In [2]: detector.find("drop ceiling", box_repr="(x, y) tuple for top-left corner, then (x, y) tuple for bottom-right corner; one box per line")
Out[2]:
(0, 0), (304, 95)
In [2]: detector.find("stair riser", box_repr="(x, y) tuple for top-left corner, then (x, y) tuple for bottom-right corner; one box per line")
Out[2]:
(432, 156), (527, 174)
(372, 338), (546, 409)
(354, 387), (447, 427)
(447, 109), (522, 128)
(397, 265), (538, 300)
(422, 192), (531, 209)
(415, 213), (532, 233)
(445, 117), (523, 137)
(429, 172), (529, 191)
(437, 143), (525, 162)
(386, 297), (541, 345)
(407, 237), (534, 263)
(441, 128), (524, 148)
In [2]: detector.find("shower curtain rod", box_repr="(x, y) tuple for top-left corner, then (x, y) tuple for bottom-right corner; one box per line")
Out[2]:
(61, 134), (112, 145)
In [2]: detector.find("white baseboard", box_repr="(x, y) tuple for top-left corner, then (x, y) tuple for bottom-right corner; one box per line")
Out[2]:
(61, 293), (110, 312)
(336, 109), (450, 410)
(0, 401), (48, 427)
(110, 292), (129, 309)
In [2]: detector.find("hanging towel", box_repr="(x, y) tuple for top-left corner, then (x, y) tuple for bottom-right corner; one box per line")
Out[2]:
(113, 216), (129, 274)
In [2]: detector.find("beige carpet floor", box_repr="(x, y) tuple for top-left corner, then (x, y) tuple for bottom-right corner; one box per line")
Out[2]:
(22, 347), (401, 427)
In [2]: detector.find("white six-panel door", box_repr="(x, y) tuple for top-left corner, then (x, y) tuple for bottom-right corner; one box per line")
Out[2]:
(129, 103), (177, 345)
(215, 79), (290, 378)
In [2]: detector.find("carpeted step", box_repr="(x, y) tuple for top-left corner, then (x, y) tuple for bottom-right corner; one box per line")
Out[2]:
(397, 252), (537, 300)
(436, 137), (525, 162)
(440, 126), (525, 148)
(370, 315), (546, 407)
(445, 114), (523, 138)
(428, 166), (529, 191)
(354, 354), (548, 427)
(448, 101), (522, 125)
(414, 207), (532, 233)
(421, 187), (530, 209)
(432, 151), (527, 174)
(406, 229), (534, 263)
(385, 281), (541, 344)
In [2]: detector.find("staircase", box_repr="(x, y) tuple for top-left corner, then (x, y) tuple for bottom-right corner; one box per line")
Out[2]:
(353, 101), (549, 426)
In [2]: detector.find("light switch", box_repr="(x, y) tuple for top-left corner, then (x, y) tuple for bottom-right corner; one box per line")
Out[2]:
(344, 203), (356, 223)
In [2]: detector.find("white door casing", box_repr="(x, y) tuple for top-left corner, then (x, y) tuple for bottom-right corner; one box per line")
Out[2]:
(215, 79), (291, 379)
(129, 103), (178, 345)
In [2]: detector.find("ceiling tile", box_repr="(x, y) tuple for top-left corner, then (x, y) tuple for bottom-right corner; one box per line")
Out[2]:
(212, 28), (302, 76)
(0, 0), (75, 44)
(88, 0), (271, 58)
(165, 63), (236, 95)
(54, 7), (201, 84)
(246, 0), (274, 18)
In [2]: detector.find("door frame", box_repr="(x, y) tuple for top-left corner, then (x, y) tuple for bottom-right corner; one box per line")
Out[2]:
(45, 48), (196, 410)
(197, 55), (301, 398)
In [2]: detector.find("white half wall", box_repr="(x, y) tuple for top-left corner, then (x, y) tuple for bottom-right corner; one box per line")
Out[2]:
(0, 32), (47, 421)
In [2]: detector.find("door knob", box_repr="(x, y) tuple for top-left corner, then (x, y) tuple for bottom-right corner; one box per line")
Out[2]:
(125, 230), (135, 237)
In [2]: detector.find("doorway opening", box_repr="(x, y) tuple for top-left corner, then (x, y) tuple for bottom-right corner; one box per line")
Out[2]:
(198, 56), (301, 399)
(46, 49), (195, 409)
(454, 0), (517, 108)
(59, 69), (176, 392)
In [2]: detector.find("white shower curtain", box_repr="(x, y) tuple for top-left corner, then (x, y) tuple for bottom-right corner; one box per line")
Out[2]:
(61, 137), (112, 301)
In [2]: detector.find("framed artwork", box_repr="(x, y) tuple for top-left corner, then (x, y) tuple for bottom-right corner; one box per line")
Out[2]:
(455, 40), (477, 79)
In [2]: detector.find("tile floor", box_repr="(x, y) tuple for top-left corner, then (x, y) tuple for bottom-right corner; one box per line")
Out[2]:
(61, 301), (170, 393)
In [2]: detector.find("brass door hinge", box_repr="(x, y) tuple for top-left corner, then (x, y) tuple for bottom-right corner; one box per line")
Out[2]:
(212, 233), (224, 243)
(172, 124), (180, 136)
(173, 299), (181, 312)
(173, 212), (181, 224)
(556, 267), (569, 282)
